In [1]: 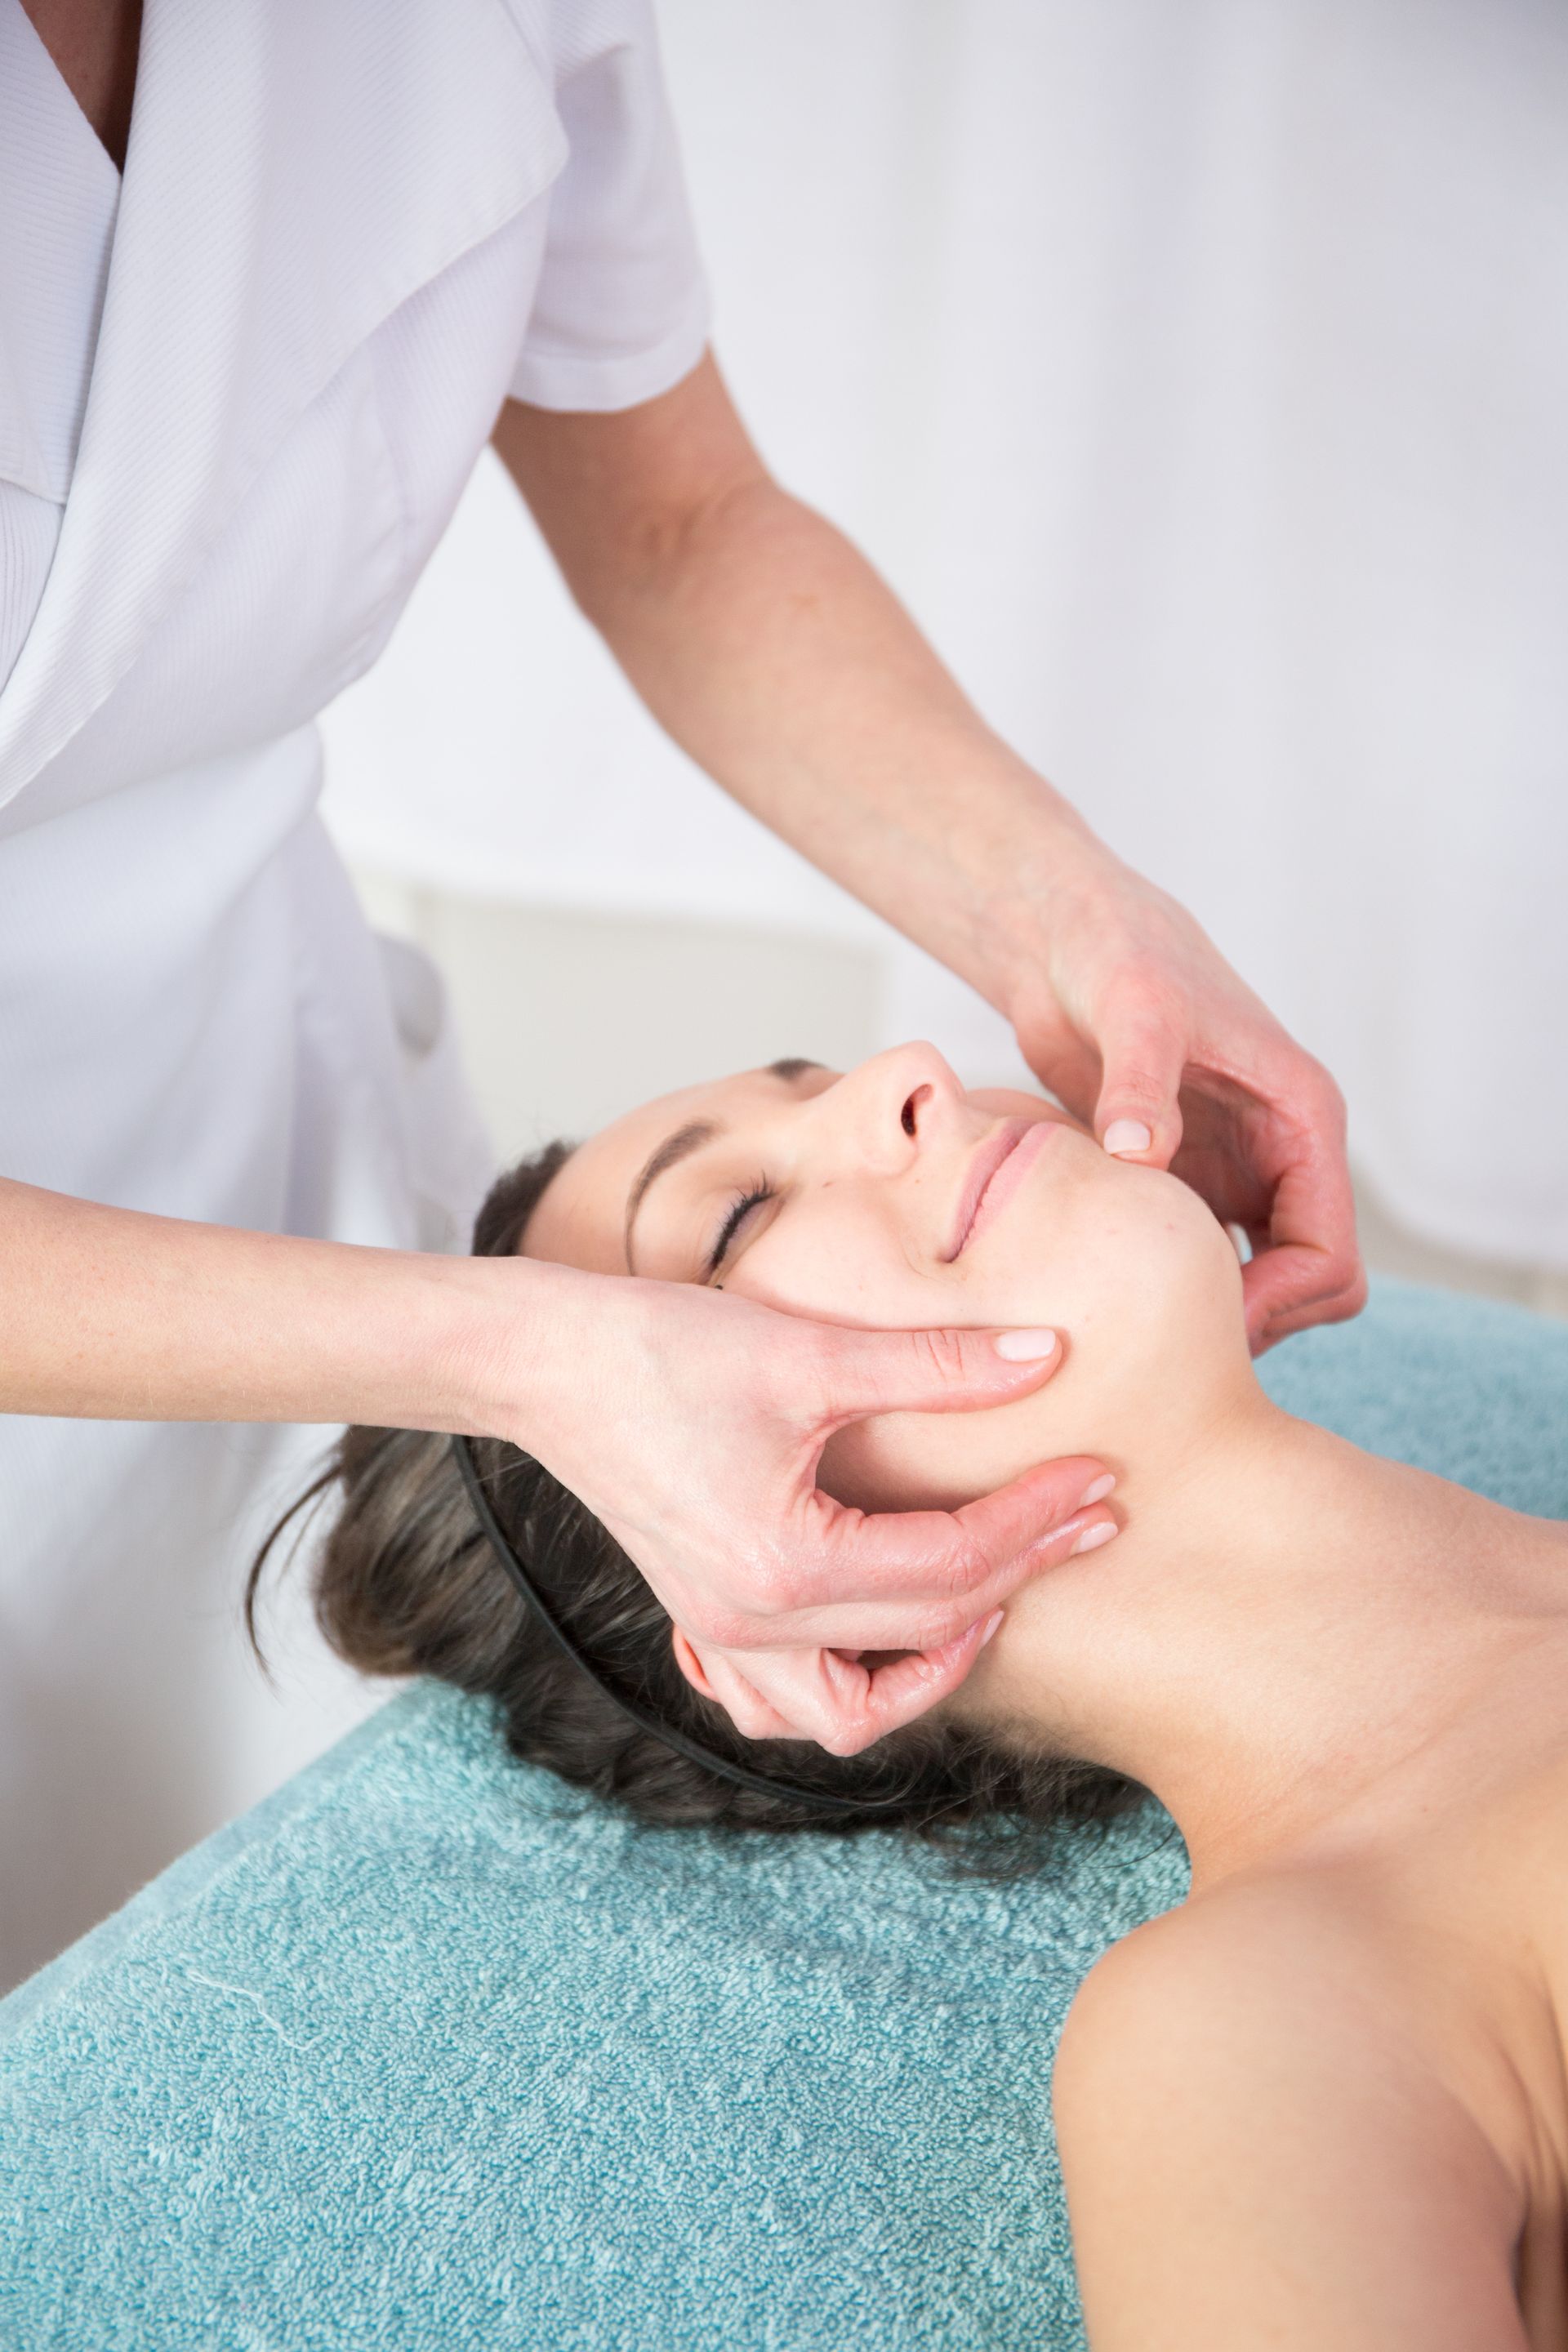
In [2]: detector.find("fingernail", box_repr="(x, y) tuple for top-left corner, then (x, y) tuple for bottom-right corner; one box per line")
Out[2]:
(1103, 1119), (1152, 1157)
(1077, 1472), (1116, 1508)
(1070, 1521), (1118, 1557)
(978, 1609), (1004, 1648)
(994, 1326), (1058, 1362)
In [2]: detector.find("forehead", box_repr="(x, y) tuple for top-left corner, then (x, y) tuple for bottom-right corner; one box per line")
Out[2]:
(521, 1062), (830, 1274)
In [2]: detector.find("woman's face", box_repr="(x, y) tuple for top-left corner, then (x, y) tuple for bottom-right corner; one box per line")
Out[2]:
(523, 1044), (1250, 1508)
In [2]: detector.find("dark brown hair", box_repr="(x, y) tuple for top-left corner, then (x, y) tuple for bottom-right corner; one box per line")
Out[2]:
(251, 1143), (1138, 1852)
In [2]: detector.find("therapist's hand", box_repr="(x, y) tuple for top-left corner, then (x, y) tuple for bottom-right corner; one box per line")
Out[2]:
(1006, 849), (1365, 1353)
(506, 1266), (1119, 1754)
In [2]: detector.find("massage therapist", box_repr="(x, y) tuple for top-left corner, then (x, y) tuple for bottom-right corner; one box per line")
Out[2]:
(0, 0), (1361, 1949)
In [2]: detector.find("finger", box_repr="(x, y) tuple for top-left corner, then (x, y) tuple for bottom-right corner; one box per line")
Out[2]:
(720, 1614), (1004, 1756)
(1239, 1121), (1365, 1352)
(749, 1501), (1121, 1655)
(704, 1455), (1118, 1648)
(691, 1646), (804, 1744)
(811, 1320), (1067, 1434)
(1245, 1253), (1369, 1353)
(838, 1620), (1001, 1746)
(1090, 985), (1189, 1171)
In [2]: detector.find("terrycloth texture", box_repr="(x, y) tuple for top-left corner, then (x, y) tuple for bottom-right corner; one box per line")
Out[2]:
(2, 1280), (1567, 2352)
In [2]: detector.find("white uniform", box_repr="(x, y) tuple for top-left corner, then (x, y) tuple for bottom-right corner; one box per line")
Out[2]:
(0, 0), (709, 1988)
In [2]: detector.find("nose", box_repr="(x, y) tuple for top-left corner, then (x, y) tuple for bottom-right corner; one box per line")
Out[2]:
(817, 1042), (966, 1174)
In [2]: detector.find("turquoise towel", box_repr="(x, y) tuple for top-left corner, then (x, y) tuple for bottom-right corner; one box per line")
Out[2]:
(2, 1281), (1566, 2352)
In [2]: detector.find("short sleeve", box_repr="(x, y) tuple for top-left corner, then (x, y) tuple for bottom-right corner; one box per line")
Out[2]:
(509, 0), (710, 412)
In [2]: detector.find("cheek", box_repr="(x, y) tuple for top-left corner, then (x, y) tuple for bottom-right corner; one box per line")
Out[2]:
(731, 1198), (932, 1326)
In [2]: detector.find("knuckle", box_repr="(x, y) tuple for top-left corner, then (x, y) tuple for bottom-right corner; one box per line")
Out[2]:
(913, 1608), (969, 1652)
(1107, 956), (1186, 1030)
(692, 1603), (751, 1649)
(1304, 1063), (1348, 1127)
(1281, 1049), (1347, 1127)
(820, 1717), (876, 1759)
(728, 1697), (781, 1743)
(697, 1552), (800, 1642)
(907, 1325), (967, 1386)
(940, 1531), (991, 1596)
(751, 1540), (806, 1616)
(719, 1549), (804, 1632)
(1104, 1071), (1170, 1117)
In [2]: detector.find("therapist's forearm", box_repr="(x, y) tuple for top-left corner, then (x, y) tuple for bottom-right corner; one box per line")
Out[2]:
(604, 487), (1098, 1011)
(494, 363), (1107, 1020)
(0, 1175), (566, 1433)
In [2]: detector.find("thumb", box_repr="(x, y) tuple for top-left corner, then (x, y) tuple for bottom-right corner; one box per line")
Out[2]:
(1091, 988), (1187, 1169)
(813, 1320), (1065, 1432)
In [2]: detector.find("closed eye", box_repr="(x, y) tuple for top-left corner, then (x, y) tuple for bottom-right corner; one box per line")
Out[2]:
(705, 1181), (774, 1281)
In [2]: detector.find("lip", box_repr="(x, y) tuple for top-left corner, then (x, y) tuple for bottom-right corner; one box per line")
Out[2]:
(944, 1118), (1054, 1259)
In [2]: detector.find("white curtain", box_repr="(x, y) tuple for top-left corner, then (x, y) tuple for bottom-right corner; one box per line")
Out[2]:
(323, 0), (1568, 1267)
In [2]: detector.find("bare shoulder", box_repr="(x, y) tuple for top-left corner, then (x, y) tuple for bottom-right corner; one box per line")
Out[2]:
(1054, 1882), (1526, 2352)
(1058, 1874), (1402, 2092)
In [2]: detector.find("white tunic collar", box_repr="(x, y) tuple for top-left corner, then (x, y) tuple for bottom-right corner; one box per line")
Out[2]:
(0, 0), (566, 813)
(0, 0), (121, 506)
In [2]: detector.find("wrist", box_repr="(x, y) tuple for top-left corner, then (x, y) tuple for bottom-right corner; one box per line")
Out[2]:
(432, 1252), (609, 1453)
(966, 776), (1125, 1022)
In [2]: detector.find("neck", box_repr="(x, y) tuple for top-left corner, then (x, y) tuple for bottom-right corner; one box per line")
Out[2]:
(989, 1383), (1566, 1886)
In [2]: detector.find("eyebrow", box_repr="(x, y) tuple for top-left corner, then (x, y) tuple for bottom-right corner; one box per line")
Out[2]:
(621, 1060), (825, 1273)
(624, 1121), (720, 1272)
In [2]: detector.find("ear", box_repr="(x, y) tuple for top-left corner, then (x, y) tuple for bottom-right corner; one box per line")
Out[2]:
(670, 1625), (719, 1699)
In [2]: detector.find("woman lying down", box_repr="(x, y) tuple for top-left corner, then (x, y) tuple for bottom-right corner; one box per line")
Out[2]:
(264, 1045), (1568, 2349)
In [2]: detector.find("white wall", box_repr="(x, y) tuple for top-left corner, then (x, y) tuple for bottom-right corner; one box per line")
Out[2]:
(354, 871), (883, 1152)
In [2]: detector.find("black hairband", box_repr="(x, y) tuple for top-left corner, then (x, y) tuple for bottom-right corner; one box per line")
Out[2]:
(451, 1435), (911, 1818)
